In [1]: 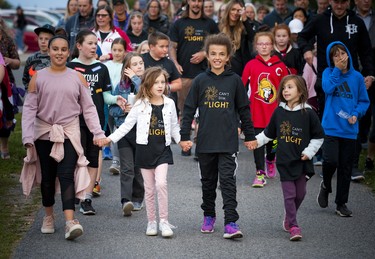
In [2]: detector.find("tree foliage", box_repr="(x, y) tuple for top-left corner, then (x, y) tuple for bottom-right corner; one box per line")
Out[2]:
(0, 0), (12, 9)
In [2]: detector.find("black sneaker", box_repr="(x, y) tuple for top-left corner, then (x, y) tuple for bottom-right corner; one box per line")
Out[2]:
(317, 181), (329, 208)
(336, 204), (353, 217)
(80, 199), (96, 215)
(365, 158), (374, 171)
(351, 167), (365, 181)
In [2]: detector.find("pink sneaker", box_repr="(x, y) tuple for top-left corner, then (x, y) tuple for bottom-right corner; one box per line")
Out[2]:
(289, 226), (302, 241)
(266, 156), (276, 178)
(252, 170), (267, 188)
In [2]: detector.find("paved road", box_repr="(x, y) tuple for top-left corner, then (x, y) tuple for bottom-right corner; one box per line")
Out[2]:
(12, 143), (375, 259)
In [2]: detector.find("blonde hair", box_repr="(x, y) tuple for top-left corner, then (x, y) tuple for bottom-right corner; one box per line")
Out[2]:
(219, 0), (245, 51)
(137, 67), (169, 100)
(137, 40), (149, 54)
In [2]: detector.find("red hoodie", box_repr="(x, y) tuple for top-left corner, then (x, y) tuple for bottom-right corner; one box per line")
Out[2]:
(242, 54), (289, 128)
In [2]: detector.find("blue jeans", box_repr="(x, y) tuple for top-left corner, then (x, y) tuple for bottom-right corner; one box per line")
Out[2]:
(15, 28), (25, 50)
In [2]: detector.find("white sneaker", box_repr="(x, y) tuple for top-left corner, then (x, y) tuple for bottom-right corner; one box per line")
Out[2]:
(65, 219), (83, 240)
(41, 214), (55, 234)
(159, 220), (175, 237)
(146, 221), (158, 236)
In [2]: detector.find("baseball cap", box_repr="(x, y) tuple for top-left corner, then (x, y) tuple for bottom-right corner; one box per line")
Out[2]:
(112, 0), (125, 5)
(34, 24), (55, 36)
(289, 19), (304, 33)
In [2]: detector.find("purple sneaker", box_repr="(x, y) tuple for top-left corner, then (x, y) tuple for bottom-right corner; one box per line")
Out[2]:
(223, 222), (243, 239)
(201, 216), (215, 233)
(289, 226), (302, 241)
(266, 156), (276, 178)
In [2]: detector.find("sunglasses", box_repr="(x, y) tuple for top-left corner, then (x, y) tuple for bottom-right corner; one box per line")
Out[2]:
(96, 14), (109, 18)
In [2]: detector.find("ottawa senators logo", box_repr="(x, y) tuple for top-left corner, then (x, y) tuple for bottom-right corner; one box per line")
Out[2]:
(254, 73), (277, 104)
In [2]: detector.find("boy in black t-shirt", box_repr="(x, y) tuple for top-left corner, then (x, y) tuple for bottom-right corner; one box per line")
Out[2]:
(142, 32), (182, 94)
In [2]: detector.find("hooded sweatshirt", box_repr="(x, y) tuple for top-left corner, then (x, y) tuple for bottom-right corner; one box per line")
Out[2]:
(256, 102), (324, 181)
(298, 7), (374, 77)
(241, 54), (289, 128)
(322, 41), (370, 140)
(180, 68), (255, 153)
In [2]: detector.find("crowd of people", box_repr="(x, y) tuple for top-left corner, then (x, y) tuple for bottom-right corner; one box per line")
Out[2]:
(1, 0), (374, 243)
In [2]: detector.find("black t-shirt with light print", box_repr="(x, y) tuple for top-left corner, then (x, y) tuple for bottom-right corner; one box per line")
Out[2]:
(169, 16), (219, 78)
(264, 106), (325, 181)
(67, 61), (112, 128)
(180, 68), (255, 153)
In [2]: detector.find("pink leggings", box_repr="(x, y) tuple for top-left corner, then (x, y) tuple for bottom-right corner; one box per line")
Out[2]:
(140, 164), (168, 222)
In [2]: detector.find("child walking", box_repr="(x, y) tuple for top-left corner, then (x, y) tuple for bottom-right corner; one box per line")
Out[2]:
(317, 41), (369, 217)
(109, 52), (145, 216)
(242, 31), (289, 187)
(273, 23), (304, 75)
(179, 33), (257, 239)
(100, 67), (180, 237)
(21, 35), (106, 240)
(105, 38), (128, 176)
(67, 30), (126, 215)
(253, 75), (324, 241)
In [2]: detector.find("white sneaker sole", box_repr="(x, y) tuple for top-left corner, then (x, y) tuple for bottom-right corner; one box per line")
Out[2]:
(65, 225), (83, 240)
(41, 228), (55, 234)
(122, 202), (134, 216)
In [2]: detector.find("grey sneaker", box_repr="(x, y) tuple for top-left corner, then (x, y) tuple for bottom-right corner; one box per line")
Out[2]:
(336, 204), (353, 217)
(132, 202), (143, 211)
(317, 181), (329, 208)
(109, 160), (120, 175)
(65, 219), (83, 240)
(41, 214), (55, 234)
(351, 168), (365, 181)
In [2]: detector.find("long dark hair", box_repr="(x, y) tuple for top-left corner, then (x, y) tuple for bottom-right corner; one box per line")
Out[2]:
(70, 29), (97, 59)
(277, 75), (308, 108)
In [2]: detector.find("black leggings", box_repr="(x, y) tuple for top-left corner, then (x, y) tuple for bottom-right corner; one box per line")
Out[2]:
(35, 139), (78, 211)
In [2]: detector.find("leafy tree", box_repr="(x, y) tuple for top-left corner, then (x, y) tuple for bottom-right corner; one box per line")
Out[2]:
(0, 0), (12, 9)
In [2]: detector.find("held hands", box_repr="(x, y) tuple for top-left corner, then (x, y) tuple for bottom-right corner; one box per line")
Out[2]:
(244, 140), (258, 150)
(94, 137), (112, 147)
(180, 140), (193, 152)
(301, 154), (309, 161)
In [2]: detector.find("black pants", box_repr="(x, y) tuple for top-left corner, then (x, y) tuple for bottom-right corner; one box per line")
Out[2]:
(322, 136), (355, 206)
(198, 152), (239, 225)
(35, 139), (78, 211)
(253, 128), (275, 171)
(80, 126), (100, 168)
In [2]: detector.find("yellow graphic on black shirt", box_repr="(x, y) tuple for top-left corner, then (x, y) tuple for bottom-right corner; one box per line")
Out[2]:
(204, 86), (229, 109)
(184, 26), (204, 42)
(150, 114), (158, 128)
(254, 73), (277, 104)
(279, 121), (302, 145)
(149, 114), (165, 136)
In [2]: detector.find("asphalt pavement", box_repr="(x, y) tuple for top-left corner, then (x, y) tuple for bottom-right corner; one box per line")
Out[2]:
(12, 143), (375, 259)
(11, 53), (375, 258)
